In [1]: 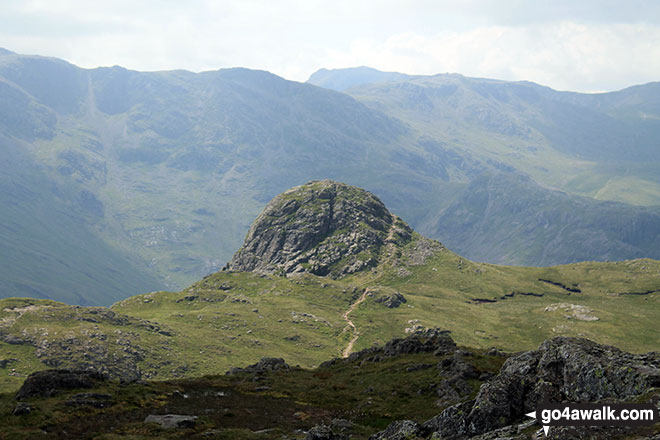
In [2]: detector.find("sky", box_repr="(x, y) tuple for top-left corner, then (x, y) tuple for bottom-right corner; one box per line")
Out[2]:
(1, 0), (660, 92)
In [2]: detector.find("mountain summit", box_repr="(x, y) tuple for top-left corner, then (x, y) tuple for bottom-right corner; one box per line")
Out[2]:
(225, 180), (414, 277)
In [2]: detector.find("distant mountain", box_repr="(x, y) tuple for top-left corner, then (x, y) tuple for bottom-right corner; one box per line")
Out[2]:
(0, 51), (433, 303)
(307, 66), (414, 91)
(1, 51), (659, 305)
(343, 70), (660, 205)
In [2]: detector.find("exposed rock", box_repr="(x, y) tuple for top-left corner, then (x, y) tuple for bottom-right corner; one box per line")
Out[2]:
(12, 402), (32, 416)
(344, 328), (456, 363)
(420, 337), (660, 438)
(0, 358), (17, 368)
(224, 180), (415, 277)
(2, 334), (29, 345)
(305, 419), (352, 440)
(15, 369), (106, 400)
(544, 303), (599, 321)
(375, 291), (407, 308)
(144, 414), (198, 429)
(227, 357), (290, 375)
(369, 420), (424, 440)
(35, 337), (143, 383)
(403, 237), (444, 266)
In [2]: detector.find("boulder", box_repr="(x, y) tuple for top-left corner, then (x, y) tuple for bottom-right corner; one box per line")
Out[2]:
(144, 414), (197, 429)
(15, 369), (106, 400)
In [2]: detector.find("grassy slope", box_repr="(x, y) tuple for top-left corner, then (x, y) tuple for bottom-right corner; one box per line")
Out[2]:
(1, 235), (658, 393)
(346, 75), (660, 207)
(0, 131), (165, 306)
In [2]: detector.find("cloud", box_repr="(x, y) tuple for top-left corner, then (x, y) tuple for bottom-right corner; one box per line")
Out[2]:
(0, 1), (658, 91)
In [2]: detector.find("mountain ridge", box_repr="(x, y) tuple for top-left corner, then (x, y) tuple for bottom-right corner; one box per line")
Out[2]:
(2, 50), (660, 305)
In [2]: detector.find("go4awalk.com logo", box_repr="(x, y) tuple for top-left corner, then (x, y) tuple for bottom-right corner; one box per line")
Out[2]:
(526, 401), (659, 436)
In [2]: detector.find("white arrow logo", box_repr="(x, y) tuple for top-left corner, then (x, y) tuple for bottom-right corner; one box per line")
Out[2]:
(526, 411), (550, 436)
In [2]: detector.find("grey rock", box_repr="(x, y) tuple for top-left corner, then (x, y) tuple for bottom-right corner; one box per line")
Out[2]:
(144, 414), (198, 429)
(306, 423), (350, 440)
(224, 180), (415, 278)
(369, 419), (424, 440)
(424, 337), (660, 439)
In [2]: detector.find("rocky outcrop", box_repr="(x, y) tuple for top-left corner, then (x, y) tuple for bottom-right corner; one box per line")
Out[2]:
(144, 414), (198, 429)
(320, 328), (457, 368)
(369, 420), (423, 440)
(306, 419), (352, 440)
(374, 337), (660, 439)
(225, 180), (414, 277)
(226, 357), (290, 375)
(374, 291), (407, 308)
(15, 369), (106, 400)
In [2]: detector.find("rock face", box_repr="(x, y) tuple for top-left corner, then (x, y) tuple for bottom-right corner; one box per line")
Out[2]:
(373, 336), (660, 439)
(225, 180), (413, 277)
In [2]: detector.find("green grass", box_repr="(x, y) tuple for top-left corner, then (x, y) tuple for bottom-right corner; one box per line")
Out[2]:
(1, 236), (658, 394)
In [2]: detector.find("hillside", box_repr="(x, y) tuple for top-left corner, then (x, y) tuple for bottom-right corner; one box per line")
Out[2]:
(0, 133), (164, 305)
(1, 181), (658, 394)
(333, 69), (660, 206)
(2, 50), (660, 305)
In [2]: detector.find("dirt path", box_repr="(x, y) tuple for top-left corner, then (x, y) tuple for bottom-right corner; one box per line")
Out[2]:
(341, 288), (369, 358)
(340, 218), (397, 358)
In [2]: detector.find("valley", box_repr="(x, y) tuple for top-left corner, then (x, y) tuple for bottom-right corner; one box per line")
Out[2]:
(1, 50), (660, 305)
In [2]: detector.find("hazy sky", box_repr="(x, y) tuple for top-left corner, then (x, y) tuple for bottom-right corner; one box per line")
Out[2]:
(1, 0), (659, 92)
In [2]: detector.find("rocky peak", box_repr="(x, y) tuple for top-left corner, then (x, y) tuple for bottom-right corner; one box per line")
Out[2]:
(225, 180), (413, 277)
